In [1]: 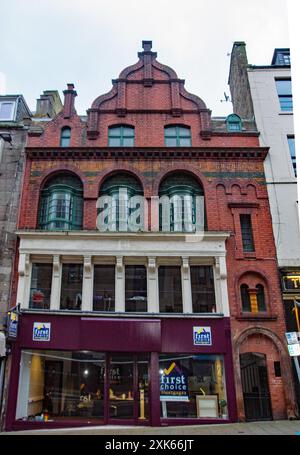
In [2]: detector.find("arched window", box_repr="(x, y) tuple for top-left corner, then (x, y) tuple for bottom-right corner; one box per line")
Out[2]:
(241, 284), (251, 312)
(108, 125), (134, 146)
(38, 173), (83, 230)
(164, 125), (191, 147)
(226, 114), (242, 132)
(159, 173), (204, 232)
(60, 126), (71, 147)
(98, 173), (143, 232)
(256, 284), (266, 311)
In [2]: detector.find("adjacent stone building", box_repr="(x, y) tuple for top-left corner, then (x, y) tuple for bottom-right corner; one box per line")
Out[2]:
(3, 41), (297, 431)
(0, 91), (62, 428)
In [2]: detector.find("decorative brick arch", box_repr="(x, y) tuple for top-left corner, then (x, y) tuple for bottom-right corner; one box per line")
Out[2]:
(153, 166), (209, 196)
(96, 167), (147, 196)
(233, 326), (298, 421)
(38, 165), (86, 190)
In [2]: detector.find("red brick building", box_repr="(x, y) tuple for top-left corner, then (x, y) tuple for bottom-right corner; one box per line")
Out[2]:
(4, 41), (297, 430)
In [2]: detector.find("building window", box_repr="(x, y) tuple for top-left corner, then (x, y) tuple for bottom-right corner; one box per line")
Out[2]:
(98, 173), (144, 232)
(159, 266), (183, 313)
(60, 127), (71, 147)
(256, 284), (266, 311)
(241, 284), (251, 312)
(29, 264), (52, 309)
(164, 126), (191, 147)
(240, 214), (255, 252)
(190, 266), (216, 313)
(159, 173), (204, 232)
(226, 114), (242, 132)
(159, 354), (228, 419)
(60, 264), (83, 310)
(273, 50), (290, 66)
(38, 174), (83, 231)
(288, 135), (297, 177)
(125, 265), (147, 312)
(93, 265), (115, 311)
(275, 79), (293, 111)
(274, 361), (281, 377)
(240, 283), (266, 313)
(0, 101), (15, 121)
(108, 125), (134, 147)
(16, 350), (106, 422)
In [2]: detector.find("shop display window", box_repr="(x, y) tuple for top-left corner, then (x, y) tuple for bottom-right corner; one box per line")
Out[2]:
(16, 350), (105, 422)
(16, 350), (150, 423)
(159, 354), (228, 419)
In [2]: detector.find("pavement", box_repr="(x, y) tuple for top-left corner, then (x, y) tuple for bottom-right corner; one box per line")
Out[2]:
(1, 420), (300, 435)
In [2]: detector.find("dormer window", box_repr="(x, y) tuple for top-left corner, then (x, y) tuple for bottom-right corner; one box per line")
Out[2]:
(0, 101), (16, 121)
(226, 114), (242, 132)
(60, 126), (71, 147)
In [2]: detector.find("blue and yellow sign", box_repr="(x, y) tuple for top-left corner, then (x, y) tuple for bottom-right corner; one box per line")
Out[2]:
(33, 322), (51, 341)
(193, 326), (212, 346)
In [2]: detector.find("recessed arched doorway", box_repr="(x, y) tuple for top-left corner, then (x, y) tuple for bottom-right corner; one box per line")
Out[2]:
(240, 352), (272, 421)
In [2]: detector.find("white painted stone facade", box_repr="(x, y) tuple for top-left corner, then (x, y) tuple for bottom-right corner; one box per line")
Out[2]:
(248, 67), (300, 267)
(16, 231), (231, 317)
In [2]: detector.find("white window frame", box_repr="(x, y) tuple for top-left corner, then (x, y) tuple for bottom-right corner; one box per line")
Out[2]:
(0, 101), (16, 121)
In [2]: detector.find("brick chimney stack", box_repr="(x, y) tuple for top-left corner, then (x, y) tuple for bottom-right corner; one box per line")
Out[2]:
(63, 83), (77, 119)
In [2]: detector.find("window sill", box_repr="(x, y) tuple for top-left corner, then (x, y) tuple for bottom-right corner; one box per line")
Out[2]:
(236, 312), (277, 321)
(21, 308), (225, 319)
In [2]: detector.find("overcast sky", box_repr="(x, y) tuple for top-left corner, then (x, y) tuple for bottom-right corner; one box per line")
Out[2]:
(0, 0), (296, 117)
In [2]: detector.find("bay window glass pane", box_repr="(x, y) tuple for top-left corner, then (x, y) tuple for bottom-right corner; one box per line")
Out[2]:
(125, 265), (147, 312)
(159, 266), (183, 312)
(16, 350), (105, 422)
(60, 264), (83, 310)
(29, 264), (52, 309)
(93, 265), (115, 311)
(191, 266), (216, 313)
(159, 354), (228, 419)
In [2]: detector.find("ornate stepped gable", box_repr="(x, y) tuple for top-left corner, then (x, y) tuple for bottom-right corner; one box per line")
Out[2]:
(87, 40), (212, 140)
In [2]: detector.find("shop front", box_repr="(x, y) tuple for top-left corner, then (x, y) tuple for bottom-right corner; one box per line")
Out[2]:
(281, 270), (300, 410)
(5, 314), (237, 430)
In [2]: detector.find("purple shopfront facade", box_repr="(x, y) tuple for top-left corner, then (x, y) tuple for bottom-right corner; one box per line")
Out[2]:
(5, 313), (237, 431)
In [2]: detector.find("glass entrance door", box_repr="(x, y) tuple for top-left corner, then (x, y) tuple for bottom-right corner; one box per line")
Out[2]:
(109, 355), (134, 420)
(108, 354), (150, 424)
